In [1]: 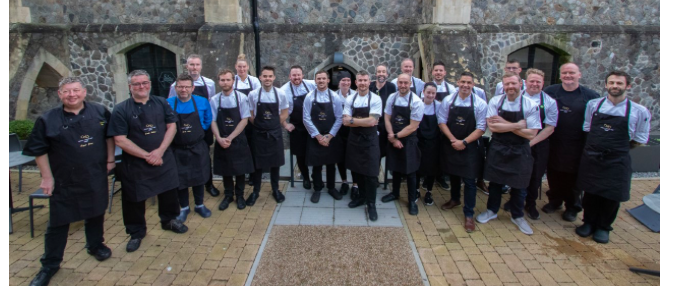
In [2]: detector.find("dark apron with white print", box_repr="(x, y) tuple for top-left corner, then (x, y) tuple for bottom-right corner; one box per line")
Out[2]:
(251, 88), (285, 170)
(417, 102), (440, 176)
(441, 94), (482, 179)
(305, 91), (343, 166)
(346, 92), (380, 177)
(548, 88), (588, 173)
(289, 81), (310, 155)
(386, 95), (421, 175)
(171, 98), (210, 190)
(213, 92), (255, 176)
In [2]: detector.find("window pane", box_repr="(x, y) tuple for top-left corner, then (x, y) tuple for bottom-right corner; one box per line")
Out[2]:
(533, 47), (555, 86)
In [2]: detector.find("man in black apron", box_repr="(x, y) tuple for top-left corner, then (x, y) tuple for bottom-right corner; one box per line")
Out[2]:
(303, 70), (345, 203)
(369, 64), (397, 181)
(167, 74), (213, 222)
(416, 82), (440, 206)
(437, 72), (488, 232)
(23, 77), (114, 286)
(503, 69), (558, 220)
(108, 70), (188, 254)
(542, 63), (599, 222)
(429, 61), (458, 191)
(337, 74), (357, 196)
(233, 54), (261, 187)
(211, 69), (255, 210)
(575, 71), (650, 243)
(478, 72), (541, 235)
(381, 73), (424, 215)
(169, 54), (221, 197)
(248, 66), (289, 205)
(343, 70), (383, 221)
(281, 65), (317, 190)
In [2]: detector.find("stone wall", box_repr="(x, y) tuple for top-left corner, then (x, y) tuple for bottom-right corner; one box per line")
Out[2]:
(471, 0), (659, 26)
(257, 0), (428, 24)
(27, 86), (59, 121)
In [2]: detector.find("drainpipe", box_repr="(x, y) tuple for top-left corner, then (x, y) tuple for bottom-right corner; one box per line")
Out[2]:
(250, 0), (261, 76)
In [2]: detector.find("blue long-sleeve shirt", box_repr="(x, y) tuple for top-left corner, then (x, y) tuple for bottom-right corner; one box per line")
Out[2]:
(166, 95), (213, 130)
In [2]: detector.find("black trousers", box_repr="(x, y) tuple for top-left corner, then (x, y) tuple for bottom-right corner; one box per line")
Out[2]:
(312, 164), (336, 191)
(223, 175), (246, 198)
(177, 185), (205, 208)
(582, 192), (620, 231)
(352, 172), (377, 203)
(417, 173), (435, 192)
(391, 171), (417, 200)
(296, 155), (310, 181)
(546, 169), (583, 212)
(122, 188), (180, 239)
(253, 167), (280, 193)
(525, 172), (542, 207)
(41, 214), (105, 269)
(337, 161), (355, 183)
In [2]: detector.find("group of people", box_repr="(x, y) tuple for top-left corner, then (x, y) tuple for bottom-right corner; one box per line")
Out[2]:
(22, 54), (650, 286)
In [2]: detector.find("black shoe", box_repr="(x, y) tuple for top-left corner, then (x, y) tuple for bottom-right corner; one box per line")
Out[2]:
(126, 238), (142, 252)
(424, 192), (434, 206)
(593, 229), (610, 244)
(350, 186), (359, 200)
(87, 244), (112, 261)
(310, 191), (321, 203)
(303, 178), (312, 190)
(438, 178), (450, 191)
(236, 196), (246, 210)
(409, 201), (419, 216)
(502, 185), (510, 194)
(503, 201), (511, 212)
(348, 198), (366, 208)
(381, 193), (399, 203)
(246, 192), (260, 206)
(328, 188), (343, 200)
(194, 206), (212, 218)
(339, 183), (349, 196)
(575, 223), (594, 237)
(29, 267), (59, 286)
(562, 210), (578, 222)
(176, 208), (190, 223)
(541, 203), (562, 214)
(272, 190), (285, 203)
(161, 219), (189, 234)
(206, 185), (220, 197)
(525, 205), (540, 220)
(219, 196), (234, 210)
(366, 202), (378, 221)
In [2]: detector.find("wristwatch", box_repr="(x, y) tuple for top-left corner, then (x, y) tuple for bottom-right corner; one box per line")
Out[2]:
(462, 140), (468, 147)
(349, 118), (354, 125)
(394, 133), (398, 139)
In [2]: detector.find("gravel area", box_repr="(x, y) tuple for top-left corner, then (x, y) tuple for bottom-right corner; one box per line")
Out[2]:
(251, 225), (423, 286)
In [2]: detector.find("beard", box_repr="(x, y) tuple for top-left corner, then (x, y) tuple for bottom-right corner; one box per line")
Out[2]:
(377, 75), (386, 83)
(608, 88), (626, 97)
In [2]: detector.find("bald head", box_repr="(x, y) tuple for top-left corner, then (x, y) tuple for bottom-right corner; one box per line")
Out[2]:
(397, 73), (412, 95)
(400, 58), (414, 75)
(559, 62), (582, 90)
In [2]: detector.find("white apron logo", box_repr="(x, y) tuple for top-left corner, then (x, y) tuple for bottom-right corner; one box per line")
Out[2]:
(78, 135), (94, 148)
(560, 106), (572, 113)
(600, 124), (614, 132)
(144, 124), (157, 135)
(318, 111), (327, 121)
(181, 123), (192, 133)
(455, 116), (466, 126)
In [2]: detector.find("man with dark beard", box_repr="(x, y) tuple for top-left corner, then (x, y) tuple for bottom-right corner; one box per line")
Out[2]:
(370, 64), (397, 174)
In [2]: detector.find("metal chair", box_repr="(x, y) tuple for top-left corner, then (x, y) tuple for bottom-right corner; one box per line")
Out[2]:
(29, 189), (49, 238)
(9, 133), (33, 193)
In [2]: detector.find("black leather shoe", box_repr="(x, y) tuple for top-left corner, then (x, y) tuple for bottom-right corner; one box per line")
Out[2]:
(328, 188), (343, 200)
(303, 178), (312, 190)
(350, 186), (359, 200)
(206, 185), (220, 197)
(366, 202), (378, 221)
(593, 229), (610, 244)
(525, 205), (540, 220)
(409, 201), (419, 216)
(562, 210), (578, 222)
(575, 223), (594, 237)
(503, 201), (511, 212)
(126, 238), (142, 252)
(236, 196), (246, 210)
(272, 190), (285, 203)
(219, 196), (234, 210)
(310, 191), (321, 203)
(30, 267), (59, 286)
(194, 206), (212, 218)
(348, 198), (366, 208)
(87, 244), (112, 261)
(161, 219), (189, 234)
(339, 183), (349, 196)
(381, 193), (399, 203)
(246, 192), (260, 206)
(541, 203), (562, 214)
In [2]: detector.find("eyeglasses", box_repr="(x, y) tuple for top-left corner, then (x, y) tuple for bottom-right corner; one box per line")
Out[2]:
(130, 81), (151, 88)
(176, 85), (193, 89)
(505, 67), (520, 71)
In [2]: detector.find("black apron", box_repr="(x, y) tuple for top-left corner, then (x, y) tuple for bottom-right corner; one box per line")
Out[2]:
(417, 101), (440, 176)
(170, 98), (210, 190)
(483, 96), (534, 189)
(47, 104), (109, 226)
(289, 81), (310, 155)
(578, 98), (632, 202)
(235, 75), (257, 162)
(345, 92), (380, 177)
(373, 88), (389, 159)
(305, 91), (344, 166)
(251, 88), (285, 170)
(435, 82), (452, 102)
(548, 87), (588, 173)
(120, 100), (179, 202)
(213, 92), (255, 176)
(529, 92), (550, 181)
(440, 94), (482, 179)
(190, 76), (214, 146)
(386, 94), (421, 175)
(338, 90), (352, 164)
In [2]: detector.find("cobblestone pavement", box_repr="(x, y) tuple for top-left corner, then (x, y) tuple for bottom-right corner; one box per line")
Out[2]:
(9, 171), (659, 285)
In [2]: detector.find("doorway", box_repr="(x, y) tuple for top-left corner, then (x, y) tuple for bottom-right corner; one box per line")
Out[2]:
(126, 44), (178, 97)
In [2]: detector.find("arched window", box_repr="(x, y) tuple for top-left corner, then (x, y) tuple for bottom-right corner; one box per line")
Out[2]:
(508, 44), (569, 86)
(126, 44), (177, 98)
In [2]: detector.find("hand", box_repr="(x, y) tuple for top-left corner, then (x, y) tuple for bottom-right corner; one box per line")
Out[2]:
(529, 140), (536, 147)
(146, 149), (164, 166)
(107, 162), (116, 173)
(393, 140), (404, 149)
(323, 134), (332, 146)
(488, 116), (506, 124)
(217, 137), (227, 149)
(40, 177), (55, 196)
(284, 122), (295, 132)
(343, 115), (352, 126)
(388, 133), (396, 142)
(451, 140), (466, 151)
(517, 120), (527, 129)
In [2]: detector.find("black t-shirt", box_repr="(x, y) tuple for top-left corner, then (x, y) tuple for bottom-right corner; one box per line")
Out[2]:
(23, 102), (111, 157)
(544, 85), (581, 99)
(369, 81), (397, 128)
(107, 95), (178, 137)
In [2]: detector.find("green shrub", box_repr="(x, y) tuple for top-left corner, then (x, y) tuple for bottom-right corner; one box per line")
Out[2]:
(9, 120), (35, 140)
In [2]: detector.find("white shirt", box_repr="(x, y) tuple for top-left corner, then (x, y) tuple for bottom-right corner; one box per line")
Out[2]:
(392, 76), (425, 95)
(343, 92), (383, 117)
(169, 76), (216, 99)
(432, 80), (458, 95)
(583, 97), (651, 144)
(472, 86), (488, 102)
(495, 79), (526, 96)
(487, 94), (542, 130)
(210, 90), (251, 121)
(234, 75), (261, 92)
(384, 91), (424, 122)
(303, 89), (344, 138)
(335, 89), (356, 98)
(523, 91), (559, 127)
(248, 87), (290, 116)
(280, 80), (317, 115)
(437, 92), (488, 131)
(423, 100), (441, 115)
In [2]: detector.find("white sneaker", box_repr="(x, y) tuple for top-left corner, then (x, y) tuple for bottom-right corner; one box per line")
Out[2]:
(476, 210), (498, 224)
(511, 217), (533, 235)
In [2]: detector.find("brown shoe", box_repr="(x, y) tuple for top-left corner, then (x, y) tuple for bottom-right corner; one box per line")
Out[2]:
(440, 200), (461, 210)
(476, 180), (488, 192)
(465, 217), (475, 233)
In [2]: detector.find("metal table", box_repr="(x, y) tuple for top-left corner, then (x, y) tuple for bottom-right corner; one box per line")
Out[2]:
(9, 151), (41, 234)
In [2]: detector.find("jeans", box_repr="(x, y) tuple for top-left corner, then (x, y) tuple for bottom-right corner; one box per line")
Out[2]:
(487, 182), (526, 219)
(449, 175), (477, 217)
